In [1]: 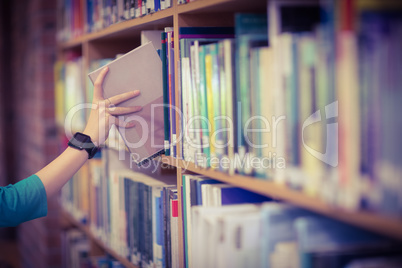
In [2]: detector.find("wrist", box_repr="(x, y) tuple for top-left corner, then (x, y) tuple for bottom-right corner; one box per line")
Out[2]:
(83, 128), (99, 146)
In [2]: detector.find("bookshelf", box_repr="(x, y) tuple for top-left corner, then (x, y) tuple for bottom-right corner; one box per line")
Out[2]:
(56, 0), (402, 267)
(162, 155), (402, 240)
(61, 209), (137, 268)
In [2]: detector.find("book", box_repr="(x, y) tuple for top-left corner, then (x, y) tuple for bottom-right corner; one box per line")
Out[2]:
(168, 188), (179, 268)
(197, 43), (211, 167)
(182, 175), (206, 268)
(221, 39), (236, 174)
(141, 30), (163, 51)
(88, 42), (165, 166)
(178, 27), (234, 165)
(235, 13), (268, 175)
(255, 46), (276, 179)
(114, 169), (176, 267)
(163, 186), (178, 268)
(161, 31), (170, 156)
(215, 208), (262, 268)
(192, 203), (266, 268)
(167, 31), (176, 158)
(204, 43), (216, 166)
(295, 216), (401, 268)
(260, 203), (313, 268)
(208, 184), (271, 205)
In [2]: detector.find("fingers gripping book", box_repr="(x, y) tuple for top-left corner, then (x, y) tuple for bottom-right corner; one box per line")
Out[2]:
(88, 42), (165, 166)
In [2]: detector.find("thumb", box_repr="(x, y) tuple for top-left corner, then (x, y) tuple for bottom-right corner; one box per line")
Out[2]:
(93, 67), (109, 101)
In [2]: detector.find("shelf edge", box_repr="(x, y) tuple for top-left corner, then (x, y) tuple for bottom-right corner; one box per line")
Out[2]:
(58, 8), (174, 49)
(161, 156), (402, 241)
(61, 209), (138, 268)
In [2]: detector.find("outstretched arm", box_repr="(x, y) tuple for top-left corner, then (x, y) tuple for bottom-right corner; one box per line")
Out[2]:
(36, 67), (141, 199)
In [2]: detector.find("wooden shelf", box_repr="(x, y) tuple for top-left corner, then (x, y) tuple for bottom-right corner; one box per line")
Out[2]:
(177, 0), (266, 14)
(161, 156), (402, 241)
(56, 1), (402, 265)
(58, 0), (268, 50)
(61, 209), (138, 268)
(59, 36), (86, 50)
(58, 8), (174, 50)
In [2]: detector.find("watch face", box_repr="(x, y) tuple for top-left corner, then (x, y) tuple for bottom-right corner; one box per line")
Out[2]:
(68, 133), (97, 159)
(69, 133), (91, 149)
(74, 133), (90, 143)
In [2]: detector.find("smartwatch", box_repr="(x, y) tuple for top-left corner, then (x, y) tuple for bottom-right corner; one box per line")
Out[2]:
(68, 132), (98, 159)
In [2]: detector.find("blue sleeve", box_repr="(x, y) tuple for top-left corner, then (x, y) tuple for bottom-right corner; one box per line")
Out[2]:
(0, 174), (48, 227)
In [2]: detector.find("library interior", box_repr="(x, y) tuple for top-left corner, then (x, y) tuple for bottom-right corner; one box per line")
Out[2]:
(0, 0), (401, 267)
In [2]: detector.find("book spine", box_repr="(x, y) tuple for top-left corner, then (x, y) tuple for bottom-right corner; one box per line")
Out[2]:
(161, 32), (171, 156)
(198, 44), (211, 167)
(133, 182), (141, 264)
(152, 187), (163, 268)
(189, 44), (202, 164)
(258, 47), (276, 179)
(124, 179), (132, 258)
(204, 44), (216, 167)
(168, 32), (177, 158)
(130, 0), (135, 18)
(236, 36), (249, 174)
(167, 32), (173, 157)
(211, 43), (222, 167)
(170, 197), (179, 268)
(138, 183), (145, 266)
(162, 188), (170, 268)
(179, 38), (187, 161)
(249, 48), (260, 176)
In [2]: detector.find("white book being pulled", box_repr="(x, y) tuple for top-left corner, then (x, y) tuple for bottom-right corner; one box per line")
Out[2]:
(88, 42), (165, 166)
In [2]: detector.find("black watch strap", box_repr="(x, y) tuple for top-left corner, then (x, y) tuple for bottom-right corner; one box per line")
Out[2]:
(68, 132), (98, 159)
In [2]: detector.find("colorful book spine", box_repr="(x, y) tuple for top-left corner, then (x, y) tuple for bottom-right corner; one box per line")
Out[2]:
(57, 0), (167, 42)
(222, 39), (236, 174)
(167, 31), (177, 158)
(235, 13), (268, 175)
(204, 44), (216, 166)
(161, 32), (170, 156)
(197, 43), (211, 168)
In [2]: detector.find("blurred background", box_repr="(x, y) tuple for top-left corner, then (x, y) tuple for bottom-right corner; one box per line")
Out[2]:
(0, 1), (60, 268)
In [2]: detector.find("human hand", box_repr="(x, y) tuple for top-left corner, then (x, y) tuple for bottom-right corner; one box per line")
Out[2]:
(83, 67), (142, 146)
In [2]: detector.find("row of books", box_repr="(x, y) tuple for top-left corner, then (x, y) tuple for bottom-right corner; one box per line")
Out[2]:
(175, 17), (331, 189)
(181, 175), (271, 268)
(190, 203), (402, 268)
(349, 4), (402, 216)
(62, 166), (402, 268)
(180, 175), (402, 268)
(162, 26), (235, 159)
(57, 0), (172, 42)
(61, 148), (179, 268)
(55, 7), (402, 218)
(163, 3), (402, 215)
(61, 228), (126, 268)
